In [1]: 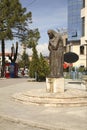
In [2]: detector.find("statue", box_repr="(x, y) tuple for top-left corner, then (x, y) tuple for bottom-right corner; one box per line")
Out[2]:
(8, 42), (18, 63)
(7, 42), (18, 78)
(47, 30), (64, 78)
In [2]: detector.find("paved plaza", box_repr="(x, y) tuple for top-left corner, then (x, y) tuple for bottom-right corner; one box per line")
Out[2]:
(0, 78), (87, 130)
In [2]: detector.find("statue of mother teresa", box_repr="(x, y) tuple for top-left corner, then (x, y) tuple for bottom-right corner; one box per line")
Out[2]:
(47, 30), (64, 78)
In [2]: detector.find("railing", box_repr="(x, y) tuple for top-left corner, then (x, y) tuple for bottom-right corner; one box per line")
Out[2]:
(64, 71), (83, 80)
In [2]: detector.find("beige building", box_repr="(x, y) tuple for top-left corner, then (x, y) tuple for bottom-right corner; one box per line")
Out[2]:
(80, 0), (87, 69)
(81, 0), (87, 44)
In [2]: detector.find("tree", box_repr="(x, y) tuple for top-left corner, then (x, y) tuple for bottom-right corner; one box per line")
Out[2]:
(18, 51), (29, 69)
(0, 0), (32, 77)
(29, 45), (39, 79)
(29, 48), (50, 81)
(21, 27), (40, 79)
(21, 28), (40, 49)
(38, 53), (50, 81)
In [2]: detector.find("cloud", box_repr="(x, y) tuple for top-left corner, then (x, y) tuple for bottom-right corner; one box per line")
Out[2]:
(0, 42), (49, 57)
(36, 43), (49, 56)
(25, 43), (49, 56)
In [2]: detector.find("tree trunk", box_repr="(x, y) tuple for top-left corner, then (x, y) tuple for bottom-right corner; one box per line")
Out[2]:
(1, 39), (5, 77)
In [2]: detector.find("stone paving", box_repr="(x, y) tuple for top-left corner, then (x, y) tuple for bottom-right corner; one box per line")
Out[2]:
(13, 87), (87, 107)
(0, 78), (87, 130)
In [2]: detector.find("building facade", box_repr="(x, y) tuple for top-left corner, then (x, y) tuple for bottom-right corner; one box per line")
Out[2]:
(81, 0), (87, 44)
(80, 0), (87, 69)
(67, 0), (87, 68)
(68, 0), (82, 42)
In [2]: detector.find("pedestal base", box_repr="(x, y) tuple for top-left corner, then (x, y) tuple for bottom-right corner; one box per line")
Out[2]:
(46, 77), (64, 93)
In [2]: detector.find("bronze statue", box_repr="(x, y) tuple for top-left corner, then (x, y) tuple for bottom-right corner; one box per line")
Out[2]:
(47, 30), (64, 78)
(8, 42), (18, 63)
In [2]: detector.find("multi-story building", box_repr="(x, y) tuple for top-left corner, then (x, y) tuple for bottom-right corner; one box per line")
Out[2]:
(67, 0), (87, 68)
(81, 0), (87, 43)
(68, 0), (82, 42)
(81, 0), (87, 69)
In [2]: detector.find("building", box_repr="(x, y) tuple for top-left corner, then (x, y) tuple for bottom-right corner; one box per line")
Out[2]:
(81, 0), (87, 69)
(68, 0), (82, 42)
(81, 0), (87, 44)
(67, 0), (87, 68)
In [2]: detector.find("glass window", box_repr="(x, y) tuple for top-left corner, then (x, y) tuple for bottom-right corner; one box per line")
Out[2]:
(68, 0), (83, 41)
(80, 46), (84, 55)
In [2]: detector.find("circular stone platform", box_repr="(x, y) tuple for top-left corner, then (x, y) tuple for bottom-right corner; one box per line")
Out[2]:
(12, 87), (87, 107)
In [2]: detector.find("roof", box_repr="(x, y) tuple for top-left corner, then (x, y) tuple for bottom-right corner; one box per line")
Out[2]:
(0, 53), (14, 56)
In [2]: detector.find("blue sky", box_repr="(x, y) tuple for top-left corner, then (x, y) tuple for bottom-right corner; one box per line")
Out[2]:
(20, 0), (67, 44)
(19, 0), (68, 55)
(0, 0), (67, 56)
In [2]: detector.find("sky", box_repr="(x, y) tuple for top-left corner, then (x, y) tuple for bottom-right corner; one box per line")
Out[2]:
(0, 0), (68, 56)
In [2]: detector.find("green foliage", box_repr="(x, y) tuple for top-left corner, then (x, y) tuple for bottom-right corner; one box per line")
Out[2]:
(21, 28), (40, 49)
(29, 46), (39, 78)
(29, 47), (50, 81)
(18, 51), (29, 68)
(38, 53), (50, 81)
(0, 0), (32, 40)
(0, 0), (32, 77)
(78, 66), (85, 72)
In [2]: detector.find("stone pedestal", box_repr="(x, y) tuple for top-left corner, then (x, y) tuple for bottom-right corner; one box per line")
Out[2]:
(82, 75), (87, 91)
(46, 77), (64, 93)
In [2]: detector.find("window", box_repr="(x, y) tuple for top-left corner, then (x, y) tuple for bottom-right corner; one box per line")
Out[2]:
(68, 0), (82, 41)
(80, 46), (84, 55)
(83, 0), (85, 8)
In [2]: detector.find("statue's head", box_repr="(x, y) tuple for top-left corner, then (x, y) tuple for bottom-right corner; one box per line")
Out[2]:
(47, 30), (54, 39)
(47, 30), (58, 39)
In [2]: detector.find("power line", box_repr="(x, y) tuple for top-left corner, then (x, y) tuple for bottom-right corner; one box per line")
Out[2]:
(25, 0), (37, 8)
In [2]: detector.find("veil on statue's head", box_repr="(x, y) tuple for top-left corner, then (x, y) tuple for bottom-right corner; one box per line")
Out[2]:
(47, 29), (58, 38)
(47, 30), (63, 41)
